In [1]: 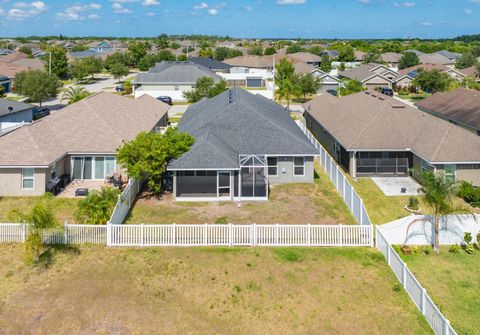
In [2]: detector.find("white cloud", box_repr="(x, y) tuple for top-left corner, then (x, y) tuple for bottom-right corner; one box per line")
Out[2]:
(244, 5), (252, 11)
(146, 11), (155, 16)
(142, 0), (159, 6)
(276, 0), (306, 4)
(208, 8), (217, 15)
(115, 7), (131, 13)
(0, 8), (4, 16)
(56, 3), (102, 22)
(356, 0), (370, 4)
(394, 2), (415, 7)
(7, 1), (46, 19)
(194, 2), (208, 9)
(111, 1), (132, 13)
(464, 8), (474, 14)
(88, 13), (100, 19)
(109, 0), (137, 3)
(420, 21), (432, 26)
(112, 3), (122, 9)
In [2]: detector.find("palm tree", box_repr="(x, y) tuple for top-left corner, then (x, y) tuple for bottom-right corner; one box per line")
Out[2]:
(61, 86), (89, 104)
(8, 194), (59, 263)
(276, 76), (302, 111)
(405, 171), (458, 253)
(76, 186), (120, 225)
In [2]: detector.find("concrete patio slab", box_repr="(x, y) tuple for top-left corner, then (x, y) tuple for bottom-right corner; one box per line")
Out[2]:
(371, 177), (421, 196)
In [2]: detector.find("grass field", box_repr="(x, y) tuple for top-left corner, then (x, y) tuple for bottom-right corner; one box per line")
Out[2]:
(349, 177), (476, 225)
(397, 93), (430, 103)
(0, 197), (80, 224)
(127, 163), (356, 225)
(0, 244), (432, 334)
(398, 246), (480, 335)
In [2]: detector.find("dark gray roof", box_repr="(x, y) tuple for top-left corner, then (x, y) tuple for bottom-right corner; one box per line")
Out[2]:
(169, 88), (317, 170)
(189, 57), (232, 71)
(0, 98), (34, 117)
(321, 50), (340, 58)
(435, 50), (461, 60)
(69, 50), (102, 59)
(405, 49), (424, 56)
(134, 61), (222, 84)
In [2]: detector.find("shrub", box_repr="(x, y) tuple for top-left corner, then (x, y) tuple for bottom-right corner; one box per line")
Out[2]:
(457, 181), (480, 207)
(273, 248), (306, 262)
(422, 245), (432, 255)
(449, 244), (460, 254)
(408, 196), (419, 210)
(465, 244), (475, 254)
(464, 232), (473, 244)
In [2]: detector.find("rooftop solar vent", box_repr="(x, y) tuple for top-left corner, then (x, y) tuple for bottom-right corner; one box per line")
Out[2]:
(392, 104), (405, 109)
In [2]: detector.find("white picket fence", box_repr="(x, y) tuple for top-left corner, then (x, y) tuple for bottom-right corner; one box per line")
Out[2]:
(376, 227), (457, 335)
(0, 223), (373, 247)
(109, 178), (142, 225)
(297, 121), (372, 226)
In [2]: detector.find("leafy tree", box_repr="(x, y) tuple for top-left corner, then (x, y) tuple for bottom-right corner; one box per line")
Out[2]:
(123, 80), (133, 94)
(362, 52), (381, 64)
(18, 46), (32, 57)
(71, 44), (89, 52)
(128, 40), (151, 66)
(138, 54), (157, 71)
(170, 41), (181, 49)
(247, 44), (263, 56)
(182, 46), (195, 54)
(69, 59), (89, 82)
(455, 52), (477, 69)
(110, 63), (129, 82)
(199, 47), (214, 58)
(263, 46), (276, 56)
(61, 86), (89, 104)
(412, 69), (454, 93)
(76, 187), (120, 225)
(338, 62), (346, 71)
(338, 45), (355, 62)
(338, 79), (365, 96)
(298, 73), (321, 98)
(308, 45), (323, 55)
(406, 171), (459, 253)
(183, 76), (228, 103)
(286, 44), (303, 54)
(8, 194), (59, 263)
(398, 52), (420, 70)
(319, 54), (332, 72)
(43, 46), (69, 78)
(105, 51), (132, 70)
(275, 58), (301, 109)
(156, 50), (176, 61)
(177, 54), (188, 61)
(116, 128), (195, 194)
(14, 70), (61, 106)
(82, 57), (104, 79)
(471, 45), (480, 58)
(156, 34), (170, 49)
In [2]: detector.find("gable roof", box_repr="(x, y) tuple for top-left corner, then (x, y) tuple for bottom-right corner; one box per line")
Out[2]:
(0, 92), (169, 167)
(188, 57), (232, 71)
(380, 52), (402, 63)
(405, 49), (425, 56)
(223, 55), (274, 68)
(393, 63), (449, 82)
(286, 52), (322, 64)
(435, 50), (461, 60)
(339, 63), (393, 82)
(169, 88), (316, 170)
(415, 88), (480, 132)
(293, 62), (317, 75)
(0, 62), (28, 78)
(134, 61), (222, 84)
(0, 98), (35, 117)
(0, 52), (29, 63)
(457, 66), (479, 78)
(419, 53), (453, 65)
(303, 91), (480, 163)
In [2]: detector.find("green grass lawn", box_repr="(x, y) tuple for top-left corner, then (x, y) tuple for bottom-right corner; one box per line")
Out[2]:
(0, 245), (432, 334)
(398, 246), (480, 335)
(127, 162), (356, 225)
(348, 177), (476, 225)
(397, 93), (430, 103)
(0, 197), (80, 224)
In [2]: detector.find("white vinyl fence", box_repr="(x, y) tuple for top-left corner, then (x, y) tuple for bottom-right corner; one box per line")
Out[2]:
(0, 223), (373, 248)
(376, 227), (457, 335)
(297, 121), (372, 226)
(109, 178), (143, 225)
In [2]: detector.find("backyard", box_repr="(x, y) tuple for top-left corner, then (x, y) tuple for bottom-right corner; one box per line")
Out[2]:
(0, 244), (431, 334)
(398, 246), (480, 335)
(126, 163), (356, 225)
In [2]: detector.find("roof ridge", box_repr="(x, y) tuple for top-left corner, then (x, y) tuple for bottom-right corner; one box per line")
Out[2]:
(349, 96), (387, 148)
(431, 124), (452, 162)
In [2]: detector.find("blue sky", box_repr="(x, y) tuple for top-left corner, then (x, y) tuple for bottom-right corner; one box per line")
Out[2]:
(0, 0), (479, 39)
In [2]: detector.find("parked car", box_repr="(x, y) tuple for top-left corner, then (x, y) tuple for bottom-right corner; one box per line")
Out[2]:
(157, 96), (173, 105)
(377, 87), (393, 97)
(115, 84), (125, 92)
(32, 107), (50, 120)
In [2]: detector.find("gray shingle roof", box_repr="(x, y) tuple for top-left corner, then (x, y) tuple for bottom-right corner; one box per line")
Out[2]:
(0, 98), (34, 117)
(135, 61), (222, 84)
(169, 88), (317, 170)
(188, 57), (232, 71)
(436, 50), (461, 60)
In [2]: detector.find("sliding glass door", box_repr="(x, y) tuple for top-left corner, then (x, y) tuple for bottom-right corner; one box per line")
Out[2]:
(71, 156), (116, 180)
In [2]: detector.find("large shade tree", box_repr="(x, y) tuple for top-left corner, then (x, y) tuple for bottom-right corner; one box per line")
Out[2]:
(398, 52), (420, 70)
(275, 58), (302, 109)
(14, 70), (61, 107)
(183, 76), (228, 103)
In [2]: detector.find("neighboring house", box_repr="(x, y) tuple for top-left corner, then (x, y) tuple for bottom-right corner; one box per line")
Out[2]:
(168, 87), (317, 201)
(393, 64), (467, 88)
(354, 50), (366, 62)
(404, 49), (425, 56)
(286, 52), (322, 66)
(320, 50), (340, 59)
(0, 49), (14, 56)
(223, 55), (274, 69)
(379, 52), (402, 68)
(68, 50), (103, 60)
(188, 57), (232, 73)
(133, 61), (223, 101)
(0, 98), (34, 124)
(88, 40), (113, 53)
(416, 88), (480, 136)
(303, 91), (480, 186)
(0, 51), (29, 63)
(338, 63), (396, 89)
(293, 64), (340, 94)
(419, 53), (454, 66)
(216, 41), (237, 49)
(435, 50), (461, 61)
(457, 66), (480, 82)
(0, 92), (169, 197)
(0, 62), (29, 81)
(10, 58), (45, 71)
(0, 75), (11, 94)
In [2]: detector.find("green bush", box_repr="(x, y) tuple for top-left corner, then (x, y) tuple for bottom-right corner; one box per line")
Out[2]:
(457, 181), (480, 207)
(449, 244), (460, 254)
(408, 196), (419, 210)
(465, 244), (475, 254)
(464, 232), (473, 244)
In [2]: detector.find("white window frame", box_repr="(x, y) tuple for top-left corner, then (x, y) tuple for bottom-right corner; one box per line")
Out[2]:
(293, 157), (305, 177)
(21, 168), (35, 190)
(267, 157), (278, 177)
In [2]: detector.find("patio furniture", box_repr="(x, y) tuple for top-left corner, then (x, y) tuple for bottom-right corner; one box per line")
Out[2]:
(401, 187), (407, 194)
(75, 188), (89, 197)
(46, 177), (61, 195)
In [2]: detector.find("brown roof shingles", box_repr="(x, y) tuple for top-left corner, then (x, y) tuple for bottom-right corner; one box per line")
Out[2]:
(304, 91), (480, 163)
(0, 92), (169, 167)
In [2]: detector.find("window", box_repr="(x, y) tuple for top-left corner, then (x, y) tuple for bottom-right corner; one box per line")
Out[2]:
(444, 164), (456, 184)
(105, 157), (116, 177)
(294, 157), (305, 176)
(95, 157), (105, 179)
(267, 157), (278, 176)
(174, 85), (180, 91)
(22, 168), (34, 189)
(185, 171), (195, 176)
(421, 159), (429, 172)
(196, 170), (206, 176)
(50, 164), (56, 179)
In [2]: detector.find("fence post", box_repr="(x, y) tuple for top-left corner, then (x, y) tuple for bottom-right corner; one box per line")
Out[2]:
(141, 224), (144, 247)
(360, 200), (364, 225)
(350, 187), (354, 210)
(106, 222), (112, 246)
(402, 262), (406, 286)
(339, 225), (343, 246)
(275, 223), (279, 245)
(370, 225), (374, 247)
(64, 220), (68, 245)
(204, 223), (208, 245)
(307, 224), (311, 246)
(251, 224), (256, 246)
(228, 223), (233, 247)
(172, 223), (176, 246)
(444, 319), (450, 335)
(421, 288), (426, 314)
(22, 224), (27, 243)
(342, 175), (346, 199)
(387, 245), (391, 265)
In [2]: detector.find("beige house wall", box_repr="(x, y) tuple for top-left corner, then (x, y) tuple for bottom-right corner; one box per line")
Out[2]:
(0, 168), (48, 197)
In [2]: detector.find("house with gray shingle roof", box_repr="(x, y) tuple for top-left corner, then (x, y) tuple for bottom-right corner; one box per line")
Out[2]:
(338, 63), (397, 89)
(168, 87), (317, 201)
(133, 61), (222, 101)
(0, 98), (35, 125)
(0, 92), (169, 196)
(304, 91), (480, 186)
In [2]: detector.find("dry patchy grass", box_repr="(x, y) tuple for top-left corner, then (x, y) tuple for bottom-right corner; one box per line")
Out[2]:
(0, 244), (431, 334)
